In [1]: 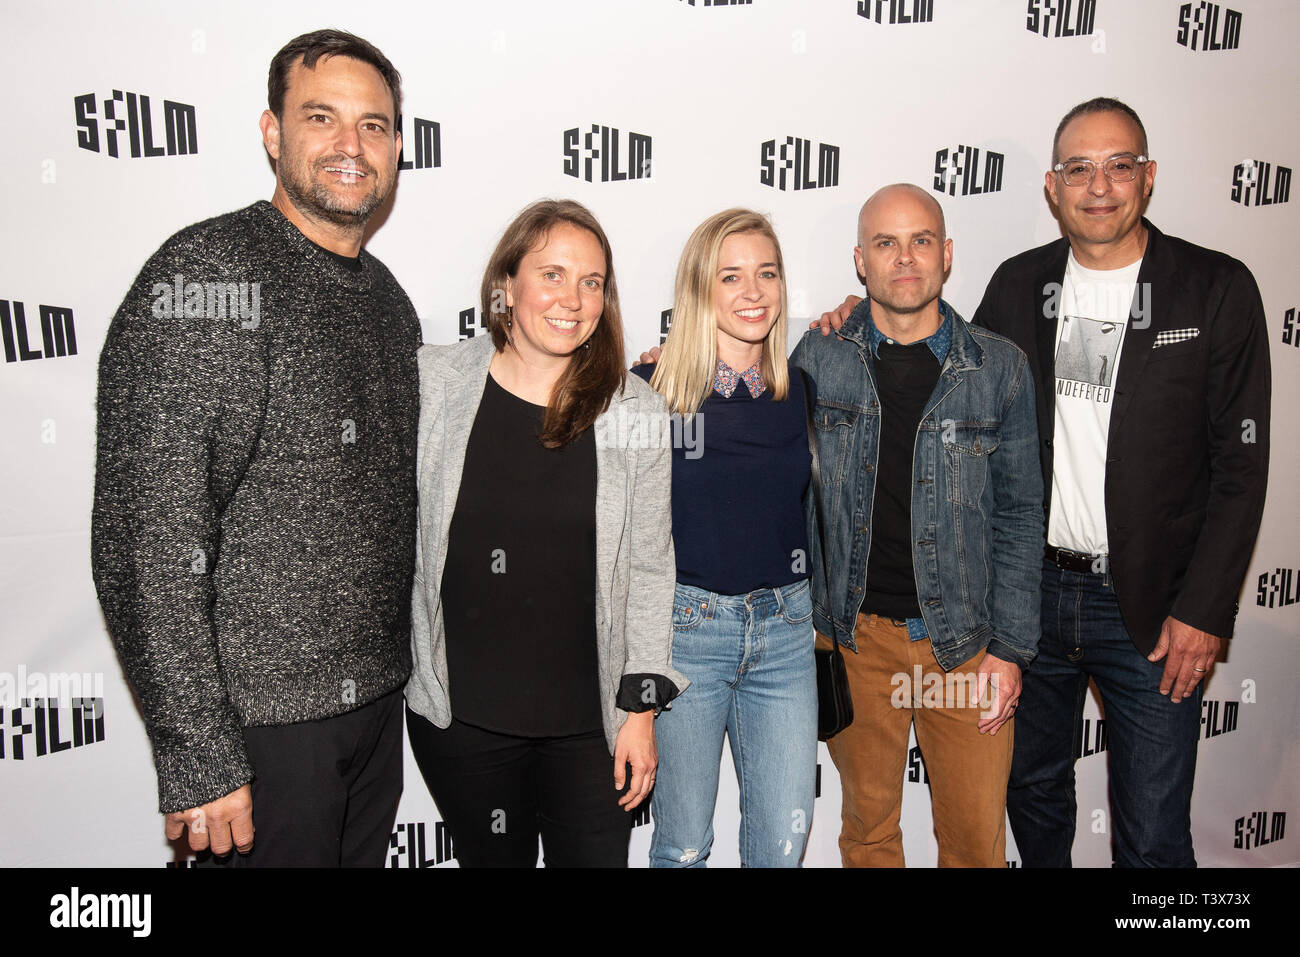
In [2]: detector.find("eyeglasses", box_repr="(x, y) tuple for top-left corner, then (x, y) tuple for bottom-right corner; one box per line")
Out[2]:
(1052, 153), (1150, 187)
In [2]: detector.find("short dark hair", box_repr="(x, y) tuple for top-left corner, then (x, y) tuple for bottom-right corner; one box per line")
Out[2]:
(268, 29), (402, 122)
(1052, 97), (1148, 165)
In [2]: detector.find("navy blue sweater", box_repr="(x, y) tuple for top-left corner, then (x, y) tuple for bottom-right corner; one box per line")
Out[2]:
(632, 364), (811, 595)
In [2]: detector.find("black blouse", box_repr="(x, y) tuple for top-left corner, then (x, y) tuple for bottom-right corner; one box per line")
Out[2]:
(440, 373), (603, 737)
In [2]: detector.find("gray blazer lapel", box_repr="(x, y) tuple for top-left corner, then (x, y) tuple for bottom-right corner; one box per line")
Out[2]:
(418, 335), (494, 591)
(593, 389), (636, 640)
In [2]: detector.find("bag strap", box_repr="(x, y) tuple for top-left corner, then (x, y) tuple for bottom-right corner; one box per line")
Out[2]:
(797, 366), (843, 661)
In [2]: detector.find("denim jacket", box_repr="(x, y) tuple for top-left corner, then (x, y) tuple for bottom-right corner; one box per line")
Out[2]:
(790, 298), (1044, 671)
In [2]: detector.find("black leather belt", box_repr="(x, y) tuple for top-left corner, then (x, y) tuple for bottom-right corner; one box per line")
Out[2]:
(1045, 544), (1105, 574)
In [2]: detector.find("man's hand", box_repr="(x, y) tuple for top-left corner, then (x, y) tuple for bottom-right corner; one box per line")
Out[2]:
(613, 710), (657, 811)
(975, 652), (1022, 735)
(808, 295), (862, 337)
(1149, 616), (1221, 703)
(165, 783), (254, 855)
(638, 345), (663, 365)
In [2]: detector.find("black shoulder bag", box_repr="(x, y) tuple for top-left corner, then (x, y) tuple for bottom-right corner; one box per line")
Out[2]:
(797, 367), (854, 741)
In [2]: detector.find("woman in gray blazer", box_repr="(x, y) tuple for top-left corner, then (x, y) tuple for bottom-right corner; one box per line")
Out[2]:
(404, 199), (687, 867)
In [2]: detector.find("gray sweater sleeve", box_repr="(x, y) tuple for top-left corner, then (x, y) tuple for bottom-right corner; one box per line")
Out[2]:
(91, 241), (267, 813)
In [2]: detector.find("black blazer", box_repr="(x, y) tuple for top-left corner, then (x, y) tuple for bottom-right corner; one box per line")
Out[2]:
(973, 220), (1270, 654)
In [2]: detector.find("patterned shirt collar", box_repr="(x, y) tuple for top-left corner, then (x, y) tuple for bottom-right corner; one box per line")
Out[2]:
(866, 300), (954, 363)
(713, 359), (766, 398)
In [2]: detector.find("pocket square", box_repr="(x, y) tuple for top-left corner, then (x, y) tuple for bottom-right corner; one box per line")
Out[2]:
(1152, 328), (1200, 348)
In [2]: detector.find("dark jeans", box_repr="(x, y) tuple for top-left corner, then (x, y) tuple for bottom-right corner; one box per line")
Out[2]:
(405, 707), (632, 867)
(1007, 560), (1201, 867)
(200, 686), (405, 867)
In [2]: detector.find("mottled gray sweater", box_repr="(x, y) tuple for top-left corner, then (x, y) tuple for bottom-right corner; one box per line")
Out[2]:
(91, 201), (420, 813)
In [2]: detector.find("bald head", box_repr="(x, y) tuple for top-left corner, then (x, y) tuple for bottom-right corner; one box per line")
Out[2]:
(857, 183), (946, 249)
(851, 181), (953, 338)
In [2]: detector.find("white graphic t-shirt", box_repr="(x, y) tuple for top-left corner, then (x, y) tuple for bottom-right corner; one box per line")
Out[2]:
(1048, 252), (1143, 556)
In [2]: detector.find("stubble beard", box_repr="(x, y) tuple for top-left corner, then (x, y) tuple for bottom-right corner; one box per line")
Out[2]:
(280, 156), (388, 228)
(870, 281), (939, 317)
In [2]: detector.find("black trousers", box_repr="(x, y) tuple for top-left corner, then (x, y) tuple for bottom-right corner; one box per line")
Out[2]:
(405, 707), (632, 867)
(201, 687), (404, 867)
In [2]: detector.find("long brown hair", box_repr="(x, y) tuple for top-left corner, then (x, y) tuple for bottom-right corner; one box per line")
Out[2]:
(480, 199), (627, 448)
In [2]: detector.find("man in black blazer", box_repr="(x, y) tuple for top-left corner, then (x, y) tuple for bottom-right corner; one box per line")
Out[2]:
(972, 97), (1270, 867)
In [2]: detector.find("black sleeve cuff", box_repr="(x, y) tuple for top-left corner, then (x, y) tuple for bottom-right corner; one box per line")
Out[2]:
(616, 674), (682, 715)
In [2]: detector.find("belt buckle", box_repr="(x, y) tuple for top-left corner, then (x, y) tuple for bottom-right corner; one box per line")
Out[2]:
(1052, 546), (1102, 574)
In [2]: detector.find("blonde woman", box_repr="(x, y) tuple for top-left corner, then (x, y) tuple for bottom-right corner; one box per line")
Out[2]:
(405, 199), (686, 867)
(632, 209), (816, 867)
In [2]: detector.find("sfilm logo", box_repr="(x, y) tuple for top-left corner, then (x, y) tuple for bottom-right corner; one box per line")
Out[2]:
(458, 306), (488, 340)
(1026, 0), (1096, 38)
(1234, 811), (1285, 850)
(74, 91), (197, 157)
(660, 308), (673, 345)
(1231, 159), (1291, 207)
(1282, 308), (1299, 350)
(1202, 697), (1239, 739)
(397, 115), (442, 171)
(856, 0), (934, 24)
(1, 299), (75, 363)
(760, 136), (840, 191)
(679, 0), (752, 5)
(631, 800), (652, 828)
(1077, 716), (1107, 758)
(906, 745), (928, 783)
(934, 145), (1004, 197)
(388, 821), (456, 867)
(563, 124), (652, 183)
(1, 698), (105, 758)
(1256, 567), (1300, 607)
(1177, 2), (1241, 51)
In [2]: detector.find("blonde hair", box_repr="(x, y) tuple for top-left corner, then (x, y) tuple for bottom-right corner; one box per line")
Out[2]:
(650, 209), (789, 415)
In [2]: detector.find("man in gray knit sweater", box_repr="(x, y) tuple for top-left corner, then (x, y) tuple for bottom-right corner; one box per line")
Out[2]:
(91, 30), (420, 866)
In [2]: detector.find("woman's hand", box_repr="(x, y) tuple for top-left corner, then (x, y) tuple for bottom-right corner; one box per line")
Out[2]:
(613, 710), (657, 811)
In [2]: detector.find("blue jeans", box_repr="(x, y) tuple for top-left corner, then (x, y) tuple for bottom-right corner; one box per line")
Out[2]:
(649, 579), (818, 867)
(1006, 560), (1201, 867)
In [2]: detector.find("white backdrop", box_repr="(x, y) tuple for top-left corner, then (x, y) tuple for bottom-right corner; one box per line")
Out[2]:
(1, 0), (1296, 868)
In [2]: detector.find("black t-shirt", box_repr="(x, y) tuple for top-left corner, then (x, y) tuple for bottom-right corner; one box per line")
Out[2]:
(305, 236), (364, 272)
(863, 340), (941, 620)
(440, 373), (603, 736)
